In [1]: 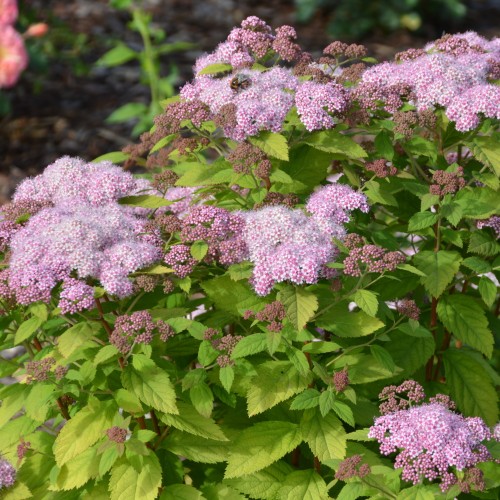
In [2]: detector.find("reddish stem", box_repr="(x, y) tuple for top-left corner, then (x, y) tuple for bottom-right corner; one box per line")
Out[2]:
(95, 298), (125, 369)
(425, 297), (438, 381)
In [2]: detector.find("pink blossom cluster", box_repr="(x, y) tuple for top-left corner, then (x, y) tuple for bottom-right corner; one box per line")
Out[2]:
(3, 157), (162, 306)
(0, 457), (15, 490)
(370, 381), (493, 492)
(355, 32), (500, 131)
(0, 0), (28, 88)
(343, 244), (405, 277)
(477, 215), (500, 238)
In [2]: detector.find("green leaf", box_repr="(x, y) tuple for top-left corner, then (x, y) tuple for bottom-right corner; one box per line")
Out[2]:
(190, 383), (214, 418)
(161, 401), (228, 441)
(58, 321), (101, 358)
(94, 344), (120, 365)
(225, 421), (302, 478)
(219, 365), (234, 392)
(267, 330), (282, 355)
(97, 43), (137, 66)
(161, 484), (206, 500)
(190, 241), (209, 261)
(396, 484), (437, 499)
(437, 295), (493, 358)
(225, 461), (294, 500)
(468, 231), (500, 256)
(109, 454), (162, 500)
(231, 333), (267, 359)
(247, 361), (312, 416)
(14, 316), (44, 345)
(0, 385), (27, 427)
(374, 130), (394, 160)
(319, 390), (336, 417)
(228, 262), (253, 281)
(441, 201), (463, 226)
(138, 264), (174, 275)
(462, 256), (491, 274)
(201, 483), (246, 500)
(443, 349), (499, 425)
(53, 446), (100, 491)
(290, 388), (321, 410)
(405, 136), (437, 161)
(300, 409), (346, 461)
(202, 275), (257, 316)
(249, 132), (289, 161)
(122, 355), (178, 415)
(478, 276), (497, 308)
(54, 400), (115, 466)
(352, 290), (378, 317)
(420, 193), (440, 211)
(315, 302), (384, 337)
(302, 341), (341, 354)
(29, 303), (48, 321)
(281, 146), (330, 193)
(331, 401), (355, 427)
(93, 151), (129, 163)
(455, 187), (500, 219)
(197, 63), (232, 76)
(364, 179), (398, 206)
(369, 345), (396, 373)
(275, 469), (329, 500)
(25, 383), (55, 422)
(119, 194), (173, 209)
(1, 481), (32, 499)
(304, 130), (367, 159)
(407, 211), (439, 232)
(107, 102), (147, 124)
(176, 163), (233, 187)
(114, 388), (144, 414)
(398, 263), (426, 277)
(413, 250), (462, 298)
(164, 430), (230, 464)
(466, 134), (500, 176)
(278, 285), (318, 330)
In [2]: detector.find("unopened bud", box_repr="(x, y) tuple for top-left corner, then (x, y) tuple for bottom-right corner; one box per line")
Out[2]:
(25, 23), (49, 38)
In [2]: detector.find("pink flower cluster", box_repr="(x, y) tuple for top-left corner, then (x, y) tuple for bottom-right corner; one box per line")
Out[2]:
(0, 0), (27, 88)
(355, 32), (500, 131)
(173, 16), (353, 140)
(369, 381), (493, 492)
(0, 457), (15, 490)
(3, 157), (162, 306)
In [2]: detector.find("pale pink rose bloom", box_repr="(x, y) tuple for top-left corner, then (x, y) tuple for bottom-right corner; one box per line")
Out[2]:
(0, 25), (28, 88)
(0, 0), (18, 25)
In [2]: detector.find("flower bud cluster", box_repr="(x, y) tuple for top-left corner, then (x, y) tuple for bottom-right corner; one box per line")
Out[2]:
(395, 299), (420, 321)
(365, 159), (397, 178)
(244, 301), (286, 332)
(343, 244), (405, 277)
(109, 310), (174, 354)
(429, 167), (465, 196)
(25, 357), (56, 383)
(333, 368), (350, 392)
(203, 328), (243, 367)
(335, 454), (371, 481)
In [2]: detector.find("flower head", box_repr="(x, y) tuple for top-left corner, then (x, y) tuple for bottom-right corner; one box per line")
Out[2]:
(0, 24), (27, 88)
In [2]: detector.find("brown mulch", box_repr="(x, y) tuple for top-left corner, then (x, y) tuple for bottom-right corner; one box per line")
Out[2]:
(0, 0), (498, 203)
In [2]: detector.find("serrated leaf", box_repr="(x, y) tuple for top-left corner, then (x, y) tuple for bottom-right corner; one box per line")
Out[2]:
(315, 302), (384, 337)
(201, 483), (245, 500)
(275, 469), (329, 500)
(109, 454), (162, 500)
(278, 285), (318, 330)
(161, 401), (228, 441)
(398, 263), (426, 277)
(190, 383), (214, 418)
(197, 63), (232, 76)
(407, 211), (438, 232)
(413, 250), (462, 298)
(161, 484), (206, 500)
(290, 389), (321, 410)
(190, 241), (209, 261)
(122, 356), (178, 415)
(468, 231), (500, 256)
(369, 345), (396, 373)
(319, 390), (336, 417)
(364, 179), (398, 206)
(441, 202), (463, 226)
(231, 333), (267, 359)
(267, 330), (282, 355)
(331, 401), (355, 427)
(25, 383), (54, 422)
(466, 135), (500, 176)
(58, 321), (101, 358)
(54, 400), (115, 466)
(249, 132), (289, 161)
(443, 349), (498, 425)
(219, 365), (234, 392)
(420, 193), (440, 211)
(302, 341), (341, 354)
(139, 264), (174, 275)
(225, 461), (294, 500)
(396, 484), (436, 499)
(301, 409), (346, 461)
(352, 290), (378, 317)
(119, 194), (173, 208)
(374, 130), (394, 160)
(93, 151), (129, 163)
(405, 136), (437, 161)
(462, 256), (491, 274)
(164, 430), (230, 464)
(52, 446), (100, 491)
(14, 316), (44, 345)
(1, 481), (32, 499)
(437, 295), (493, 358)
(303, 130), (367, 159)
(478, 276), (497, 308)
(247, 361), (312, 416)
(94, 344), (120, 365)
(114, 388), (144, 414)
(225, 421), (302, 478)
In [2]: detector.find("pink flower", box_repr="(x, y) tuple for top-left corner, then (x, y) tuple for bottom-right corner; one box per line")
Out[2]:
(0, 0), (18, 26)
(0, 24), (28, 88)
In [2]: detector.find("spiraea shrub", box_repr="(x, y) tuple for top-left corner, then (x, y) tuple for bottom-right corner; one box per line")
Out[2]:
(0, 15), (499, 499)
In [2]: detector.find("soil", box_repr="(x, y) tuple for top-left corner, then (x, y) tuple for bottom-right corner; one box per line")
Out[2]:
(1, 0), (499, 203)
